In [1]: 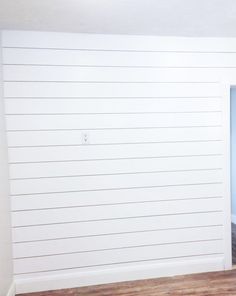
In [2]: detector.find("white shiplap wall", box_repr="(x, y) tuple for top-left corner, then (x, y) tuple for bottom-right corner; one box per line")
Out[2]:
(1, 31), (233, 293)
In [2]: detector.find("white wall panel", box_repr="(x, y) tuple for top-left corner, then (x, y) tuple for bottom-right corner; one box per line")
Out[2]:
(9, 155), (223, 179)
(11, 182), (223, 211)
(12, 211), (224, 242)
(2, 30), (232, 292)
(12, 197), (223, 226)
(1, 66), (224, 82)
(13, 226), (223, 258)
(6, 113), (222, 130)
(13, 240), (224, 274)
(8, 142), (223, 163)
(2, 48), (236, 68)
(7, 127), (222, 147)
(10, 170), (222, 195)
(4, 66), (236, 83)
(4, 82), (220, 98)
(4, 98), (221, 114)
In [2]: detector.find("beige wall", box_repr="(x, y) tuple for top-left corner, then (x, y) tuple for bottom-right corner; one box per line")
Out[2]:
(0, 32), (13, 296)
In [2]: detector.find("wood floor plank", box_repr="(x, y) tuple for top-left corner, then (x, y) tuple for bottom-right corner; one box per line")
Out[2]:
(17, 269), (236, 296)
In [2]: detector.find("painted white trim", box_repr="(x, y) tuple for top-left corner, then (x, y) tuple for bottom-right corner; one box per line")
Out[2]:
(221, 81), (232, 270)
(6, 282), (15, 296)
(15, 257), (224, 294)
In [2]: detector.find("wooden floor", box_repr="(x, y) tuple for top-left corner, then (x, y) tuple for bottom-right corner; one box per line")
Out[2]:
(18, 269), (236, 296)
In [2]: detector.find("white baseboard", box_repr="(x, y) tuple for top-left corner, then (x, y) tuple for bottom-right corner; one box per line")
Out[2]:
(232, 214), (236, 224)
(15, 257), (224, 294)
(6, 281), (15, 296)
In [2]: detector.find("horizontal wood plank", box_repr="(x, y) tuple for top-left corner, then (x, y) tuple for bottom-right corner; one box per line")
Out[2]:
(13, 240), (224, 274)
(3, 48), (236, 68)
(10, 170), (223, 195)
(12, 197), (223, 226)
(4, 82), (220, 98)
(6, 113), (222, 131)
(4, 66), (236, 83)
(8, 142), (223, 163)
(7, 127), (223, 147)
(12, 211), (224, 242)
(4, 98), (221, 114)
(9, 155), (223, 179)
(13, 226), (223, 258)
(2, 66), (228, 82)
(11, 183), (223, 211)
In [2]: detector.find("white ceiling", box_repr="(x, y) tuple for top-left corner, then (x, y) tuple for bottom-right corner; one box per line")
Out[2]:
(0, 0), (236, 37)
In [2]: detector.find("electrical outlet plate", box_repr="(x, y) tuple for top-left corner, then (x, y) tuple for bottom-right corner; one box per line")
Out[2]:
(81, 132), (89, 144)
